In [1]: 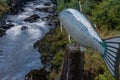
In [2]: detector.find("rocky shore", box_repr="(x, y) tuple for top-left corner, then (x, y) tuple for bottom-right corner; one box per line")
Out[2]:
(0, 0), (31, 37)
(0, 0), (57, 37)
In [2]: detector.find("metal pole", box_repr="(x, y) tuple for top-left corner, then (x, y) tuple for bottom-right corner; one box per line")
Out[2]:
(77, 0), (82, 12)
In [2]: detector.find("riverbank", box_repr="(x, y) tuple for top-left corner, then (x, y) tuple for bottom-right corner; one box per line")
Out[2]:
(0, 0), (32, 16)
(0, 0), (33, 17)
(32, 26), (68, 80)
(0, 0), (33, 37)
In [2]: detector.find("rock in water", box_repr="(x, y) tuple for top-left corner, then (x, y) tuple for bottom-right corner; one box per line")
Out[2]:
(0, 28), (6, 37)
(35, 7), (55, 13)
(44, 2), (51, 6)
(6, 20), (13, 23)
(21, 26), (28, 30)
(24, 14), (40, 23)
(1, 23), (14, 30)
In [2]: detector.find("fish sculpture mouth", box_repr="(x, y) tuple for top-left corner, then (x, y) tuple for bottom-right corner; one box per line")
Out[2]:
(59, 8), (120, 80)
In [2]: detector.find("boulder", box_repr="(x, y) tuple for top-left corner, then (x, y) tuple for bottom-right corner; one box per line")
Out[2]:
(1, 23), (14, 30)
(47, 14), (59, 27)
(35, 7), (48, 12)
(44, 2), (51, 6)
(35, 7), (55, 13)
(47, 8), (55, 13)
(51, 1), (57, 5)
(41, 16), (51, 21)
(0, 28), (6, 37)
(8, 0), (27, 14)
(21, 26), (28, 30)
(25, 68), (49, 80)
(24, 14), (40, 23)
(6, 20), (13, 23)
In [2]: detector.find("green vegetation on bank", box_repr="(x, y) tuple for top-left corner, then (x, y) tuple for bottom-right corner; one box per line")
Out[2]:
(0, 0), (9, 17)
(34, 28), (69, 79)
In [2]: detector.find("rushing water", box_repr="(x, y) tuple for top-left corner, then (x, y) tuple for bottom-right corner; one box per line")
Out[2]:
(0, 0), (54, 80)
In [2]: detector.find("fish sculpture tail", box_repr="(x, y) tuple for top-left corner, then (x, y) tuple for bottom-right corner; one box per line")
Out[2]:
(102, 36), (120, 79)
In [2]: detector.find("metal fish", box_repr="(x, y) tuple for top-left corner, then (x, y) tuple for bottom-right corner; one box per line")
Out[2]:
(59, 8), (120, 79)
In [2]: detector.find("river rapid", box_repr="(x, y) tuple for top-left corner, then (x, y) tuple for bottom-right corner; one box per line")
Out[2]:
(0, 0), (55, 80)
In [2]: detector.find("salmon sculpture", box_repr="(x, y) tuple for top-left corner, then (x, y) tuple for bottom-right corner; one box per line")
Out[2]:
(59, 8), (120, 79)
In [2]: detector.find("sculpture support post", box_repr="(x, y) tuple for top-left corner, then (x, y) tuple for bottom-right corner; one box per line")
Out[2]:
(61, 44), (84, 80)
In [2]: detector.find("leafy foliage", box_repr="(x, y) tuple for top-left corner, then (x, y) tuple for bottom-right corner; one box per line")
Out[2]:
(0, 0), (9, 4)
(57, 0), (120, 30)
(81, 0), (120, 30)
(57, 0), (77, 11)
(51, 51), (64, 71)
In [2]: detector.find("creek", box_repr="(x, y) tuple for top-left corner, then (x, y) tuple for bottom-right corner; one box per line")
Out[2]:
(0, 0), (55, 80)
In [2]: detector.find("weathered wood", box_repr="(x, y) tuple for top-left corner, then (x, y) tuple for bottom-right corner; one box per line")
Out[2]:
(61, 44), (84, 80)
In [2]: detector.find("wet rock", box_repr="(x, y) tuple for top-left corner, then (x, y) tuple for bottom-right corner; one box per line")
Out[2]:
(1, 23), (14, 30)
(42, 16), (51, 21)
(0, 28), (6, 37)
(51, 0), (57, 5)
(47, 14), (59, 27)
(42, 18), (48, 21)
(8, 0), (31, 14)
(24, 14), (40, 23)
(35, 7), (55, 13)
(25, 68), (49, 80)
(35, 7), (48, 12)
(6, 20), (13, 23)
(48, 21), (54, 26)
(21, 26), (28, 30)
(48, 8), (55, 13)
(44, 2), (51, 6)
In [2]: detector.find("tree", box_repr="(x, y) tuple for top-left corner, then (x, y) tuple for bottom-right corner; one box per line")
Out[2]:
(91, 0), (120, 30)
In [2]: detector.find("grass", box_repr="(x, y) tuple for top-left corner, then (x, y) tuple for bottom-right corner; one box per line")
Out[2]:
(0, 1), (9, 17)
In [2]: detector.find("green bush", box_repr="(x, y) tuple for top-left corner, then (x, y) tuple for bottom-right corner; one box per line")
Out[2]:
(51, 51), (64, 71)
(95, 74), (107, 80)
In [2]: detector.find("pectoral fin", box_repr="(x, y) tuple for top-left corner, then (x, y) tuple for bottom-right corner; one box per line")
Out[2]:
(60, 22), (63, 32)
(94, 23), (96, 28)
(78, 1), (82, 12)
(68, 34), (71, 43)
